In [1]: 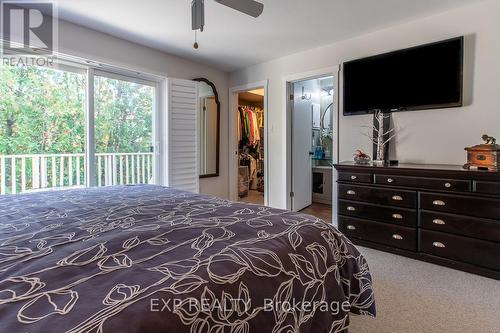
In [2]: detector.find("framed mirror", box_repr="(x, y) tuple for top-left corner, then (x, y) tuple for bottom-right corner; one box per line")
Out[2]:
(194, 78), (220, 178)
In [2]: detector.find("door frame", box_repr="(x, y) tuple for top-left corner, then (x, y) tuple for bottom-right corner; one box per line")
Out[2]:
(228, 80), (269, 205)
(282, 66), (340, 223)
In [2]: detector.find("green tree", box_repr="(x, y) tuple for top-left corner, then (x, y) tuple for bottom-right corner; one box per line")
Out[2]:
(94, 76), (153, 154)
(1, 64), (153, 155)
(0, 64), (86, 154)
(0, 63), (154, 193)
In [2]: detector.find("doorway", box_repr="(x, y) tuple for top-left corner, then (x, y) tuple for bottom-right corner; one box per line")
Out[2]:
(288, 74), (337, 223)
(236, 89), (265, 205)
(229, 82), (268, 205)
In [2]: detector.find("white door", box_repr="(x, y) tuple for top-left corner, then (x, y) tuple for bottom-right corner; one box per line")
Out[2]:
(291, 80), (315, 211)
(166, 78), (199, 193)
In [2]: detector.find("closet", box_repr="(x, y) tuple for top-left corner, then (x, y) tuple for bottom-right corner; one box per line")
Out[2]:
(237, 90), (264, 205)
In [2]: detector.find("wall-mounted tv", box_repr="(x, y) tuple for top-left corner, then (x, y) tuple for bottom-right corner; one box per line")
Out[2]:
(343, 37), (464, 116)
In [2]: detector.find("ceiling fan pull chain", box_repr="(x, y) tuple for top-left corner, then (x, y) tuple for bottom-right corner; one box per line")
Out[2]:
(194, 30), (199, 49)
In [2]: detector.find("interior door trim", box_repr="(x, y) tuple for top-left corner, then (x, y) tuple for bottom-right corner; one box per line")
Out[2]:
(282, 65), (340, 222)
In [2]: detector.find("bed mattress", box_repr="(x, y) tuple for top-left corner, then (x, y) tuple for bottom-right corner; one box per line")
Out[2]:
(0, 185), (375, 332)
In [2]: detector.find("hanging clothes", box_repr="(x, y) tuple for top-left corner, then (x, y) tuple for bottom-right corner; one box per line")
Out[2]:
(238, 106), (263, 149)
(251, 111), (260, 142)
(257, 110), (264, 128)
(237, 109), (241, 142)
(238, 106), (262, 149)
(245, 109), (252, 145)
(238, 107), (249, 147)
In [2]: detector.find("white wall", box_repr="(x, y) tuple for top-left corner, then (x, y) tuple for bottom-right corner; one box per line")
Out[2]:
(57, 20), (230, 198)
(229, 0), (500, 209)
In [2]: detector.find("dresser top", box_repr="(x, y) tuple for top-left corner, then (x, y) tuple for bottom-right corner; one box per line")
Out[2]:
(334, 161), (500, 180)
(336, 161), (468, 171)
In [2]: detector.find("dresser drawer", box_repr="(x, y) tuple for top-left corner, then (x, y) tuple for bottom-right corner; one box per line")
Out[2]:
(339, 200), (417, 227)
(420, 229), (500, 271)
(340, 216), (417, 251)
(375, 174), (471, 192)
(338, 172), (372, 184)
(475, 181), (500, 195)
(420, 192), (500, 220)
(420, 210), (500, 242)
(338, 184), (416, 208)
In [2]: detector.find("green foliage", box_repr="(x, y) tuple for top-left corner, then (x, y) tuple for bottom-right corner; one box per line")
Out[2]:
(95, 76), (153, 153)
(0, 63), (154, 155)
(0, 64), (85, 154)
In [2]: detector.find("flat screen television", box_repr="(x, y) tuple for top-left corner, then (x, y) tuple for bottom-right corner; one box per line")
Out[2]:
(343, 37), (464, 116)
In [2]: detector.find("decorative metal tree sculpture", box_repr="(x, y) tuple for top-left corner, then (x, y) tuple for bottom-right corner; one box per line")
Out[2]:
(363, 110), (396, 163)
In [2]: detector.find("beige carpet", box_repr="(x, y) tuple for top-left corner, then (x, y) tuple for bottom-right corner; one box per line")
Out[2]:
(349, 247), (500, 333)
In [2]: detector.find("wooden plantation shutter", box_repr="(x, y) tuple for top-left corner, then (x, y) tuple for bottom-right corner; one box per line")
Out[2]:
(166, 78), (199, 192)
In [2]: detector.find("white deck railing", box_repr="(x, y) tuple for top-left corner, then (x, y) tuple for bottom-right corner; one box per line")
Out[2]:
(0, 152), (154, 195)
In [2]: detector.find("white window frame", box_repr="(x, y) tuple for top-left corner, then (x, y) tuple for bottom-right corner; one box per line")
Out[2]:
(8, 52), (165, 189)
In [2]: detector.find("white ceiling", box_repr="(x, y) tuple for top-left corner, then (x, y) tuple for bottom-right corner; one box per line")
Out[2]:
(56, 0), (483, 72)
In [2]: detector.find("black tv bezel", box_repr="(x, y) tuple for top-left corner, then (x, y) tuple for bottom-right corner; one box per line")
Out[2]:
(342, 36), (464, 116)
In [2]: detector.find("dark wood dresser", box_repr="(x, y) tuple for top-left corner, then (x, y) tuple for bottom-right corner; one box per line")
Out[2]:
(334, 162), (500, 280)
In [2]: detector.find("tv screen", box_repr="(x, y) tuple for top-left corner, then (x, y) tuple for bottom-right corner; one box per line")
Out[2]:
(343, 37), (464, 116)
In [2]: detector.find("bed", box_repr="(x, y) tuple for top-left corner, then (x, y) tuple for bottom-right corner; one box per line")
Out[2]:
(0, 185), (375, 332)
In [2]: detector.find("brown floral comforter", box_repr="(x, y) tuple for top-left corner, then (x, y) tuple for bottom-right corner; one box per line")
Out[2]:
(0, 185), (375, 332)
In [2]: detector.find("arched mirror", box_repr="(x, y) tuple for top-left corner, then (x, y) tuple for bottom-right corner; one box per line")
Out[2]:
(194, 78), (220, 178)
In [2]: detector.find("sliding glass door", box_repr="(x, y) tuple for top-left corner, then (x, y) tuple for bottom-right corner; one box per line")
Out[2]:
(94, 73), (156, 186)
(0, 62), (158, 194)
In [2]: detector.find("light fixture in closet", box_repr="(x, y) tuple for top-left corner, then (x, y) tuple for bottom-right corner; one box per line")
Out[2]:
(191, 0), (264, 49)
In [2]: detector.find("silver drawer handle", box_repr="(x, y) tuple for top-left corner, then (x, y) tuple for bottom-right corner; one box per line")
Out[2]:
(433, 242), (446, 248)
(392, 234), (403, 240)
(433, 200), (446, 206)
(444, 182), (452, 188)
(350, 175), (357, 180)
(347, 225), (356, 230)
(433, 219), (446, 225)
(347, 190), (356, 195)
(347, 206), (356, 212)
(387, 178), (394, 183)
(392, 213), (403, 220)
(392, 195), (403, 201)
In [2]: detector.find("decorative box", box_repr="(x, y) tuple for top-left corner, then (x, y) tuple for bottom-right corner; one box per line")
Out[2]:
(464, 143), (500, 171)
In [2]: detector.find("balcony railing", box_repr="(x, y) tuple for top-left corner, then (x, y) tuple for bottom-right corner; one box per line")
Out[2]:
(0, 153), (154, 195)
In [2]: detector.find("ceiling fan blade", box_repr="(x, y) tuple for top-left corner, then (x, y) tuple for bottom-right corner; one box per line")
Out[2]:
(214, 0), (264, 18)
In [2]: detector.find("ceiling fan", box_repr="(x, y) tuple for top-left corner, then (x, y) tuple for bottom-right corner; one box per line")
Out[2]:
(191, 0), (264, 49)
